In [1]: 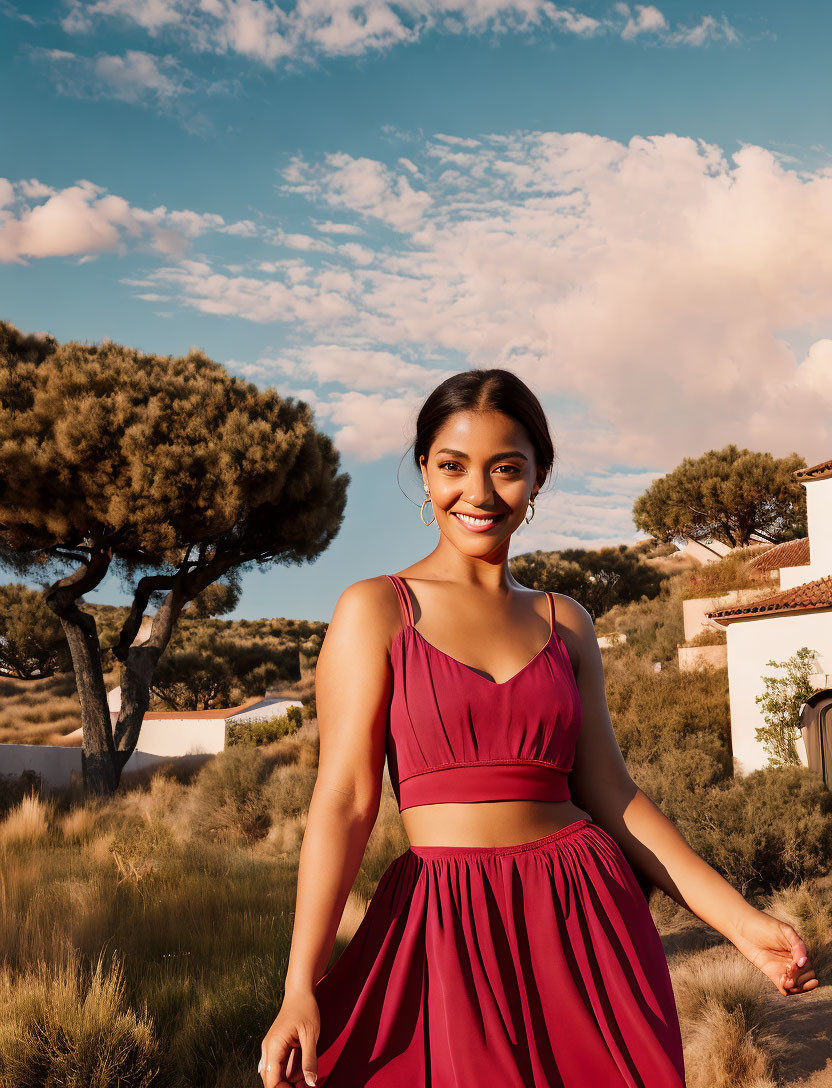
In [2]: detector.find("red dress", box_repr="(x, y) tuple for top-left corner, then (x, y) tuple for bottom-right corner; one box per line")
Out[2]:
(312, 575), (686, 1086)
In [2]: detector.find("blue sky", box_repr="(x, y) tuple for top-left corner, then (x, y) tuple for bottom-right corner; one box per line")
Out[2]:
(2, 0), (831, 622)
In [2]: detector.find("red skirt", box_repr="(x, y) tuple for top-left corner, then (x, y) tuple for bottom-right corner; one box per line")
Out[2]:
(313, 818), (686, 1087)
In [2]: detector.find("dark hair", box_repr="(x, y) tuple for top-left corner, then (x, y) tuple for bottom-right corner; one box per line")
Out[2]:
(412, 368), (556, 487)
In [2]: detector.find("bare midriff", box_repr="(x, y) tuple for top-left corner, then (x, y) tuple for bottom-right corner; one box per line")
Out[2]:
(401, 798), (593, 849)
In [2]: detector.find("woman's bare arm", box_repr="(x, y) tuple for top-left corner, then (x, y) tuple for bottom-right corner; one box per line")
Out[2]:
(283, 576), (397, 995)
(561, 596), (760, 944)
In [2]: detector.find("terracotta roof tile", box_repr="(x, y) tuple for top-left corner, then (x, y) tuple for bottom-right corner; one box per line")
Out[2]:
(748, 537), (810, 572)
(794, 459), (832, 482)
(706, 574), (832, 624)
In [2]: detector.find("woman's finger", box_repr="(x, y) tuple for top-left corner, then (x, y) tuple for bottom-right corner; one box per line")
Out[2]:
(297, 1020), (319, 1086)
(266, 1033), (294, 1087)
(783, 925), (808, 967)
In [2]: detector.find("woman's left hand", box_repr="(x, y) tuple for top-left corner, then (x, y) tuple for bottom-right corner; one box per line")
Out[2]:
(731, 909), (819, 996)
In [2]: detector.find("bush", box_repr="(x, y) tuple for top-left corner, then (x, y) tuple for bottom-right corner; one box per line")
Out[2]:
(634, 759), (832, 897)
(225, 706), (303, 748)
(680, 548), (769, 600)
(0, 770), (42, 818)
(186, 747), (272, 845)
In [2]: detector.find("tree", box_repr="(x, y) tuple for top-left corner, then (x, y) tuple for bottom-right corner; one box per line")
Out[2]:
(0, 582), (72, 678)
(755, 647), (819, 767)
(0, 319), (349, 796)
(632, 445), (807, 548)
(182, 570), (242, 619)
(510, 545), (667, 621)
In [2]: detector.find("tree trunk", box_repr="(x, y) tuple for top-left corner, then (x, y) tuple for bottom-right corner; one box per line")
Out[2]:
(58, 610), (120, 797)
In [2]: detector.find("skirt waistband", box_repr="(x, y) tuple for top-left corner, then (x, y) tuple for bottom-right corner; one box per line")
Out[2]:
(407, 817), (593, 859)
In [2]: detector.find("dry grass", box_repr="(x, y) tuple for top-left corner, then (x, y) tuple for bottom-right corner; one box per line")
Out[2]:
(653, 872), (832, 1088)
(0, 718), (829, 1086)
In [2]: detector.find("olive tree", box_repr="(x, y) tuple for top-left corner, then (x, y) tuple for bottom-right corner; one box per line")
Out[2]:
(0, 320), (349, 796)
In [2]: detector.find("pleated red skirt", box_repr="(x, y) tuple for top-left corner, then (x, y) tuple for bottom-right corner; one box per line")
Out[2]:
(313, 817), (686, 1087)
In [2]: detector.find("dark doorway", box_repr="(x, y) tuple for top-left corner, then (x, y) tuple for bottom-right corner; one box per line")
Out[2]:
(799, 689), (832, 790)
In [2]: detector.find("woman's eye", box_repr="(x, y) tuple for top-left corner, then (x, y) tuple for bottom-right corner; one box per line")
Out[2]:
(437, 461), (520, 474)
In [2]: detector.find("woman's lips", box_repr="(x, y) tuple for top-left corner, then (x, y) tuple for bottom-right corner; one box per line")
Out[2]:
(451, 511), (504, 532)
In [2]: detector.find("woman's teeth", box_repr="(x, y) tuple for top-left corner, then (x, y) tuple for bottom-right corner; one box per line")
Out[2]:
(453, 512), (501, 530)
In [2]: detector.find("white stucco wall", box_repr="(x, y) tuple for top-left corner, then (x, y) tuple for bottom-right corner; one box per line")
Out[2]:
(0, 744), (82, 789)
(780, 565), (815, 591)
(803, 476), (832, 581)
(684, 588), (773, 642)
(726, 611), (832, 775)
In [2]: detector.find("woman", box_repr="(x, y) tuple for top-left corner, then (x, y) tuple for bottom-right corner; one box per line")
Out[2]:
(259, 369), (817, 1088)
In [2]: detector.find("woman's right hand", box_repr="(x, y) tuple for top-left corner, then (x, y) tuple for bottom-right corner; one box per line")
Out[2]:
(259, 988), (321, 1088)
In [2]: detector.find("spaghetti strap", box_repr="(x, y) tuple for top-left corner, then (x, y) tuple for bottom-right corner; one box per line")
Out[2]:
(547, 590), (555, 634)
(386, 573), (414, 626)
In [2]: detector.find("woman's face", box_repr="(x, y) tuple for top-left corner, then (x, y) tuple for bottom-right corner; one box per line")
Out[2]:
(420, 410), (542, 555)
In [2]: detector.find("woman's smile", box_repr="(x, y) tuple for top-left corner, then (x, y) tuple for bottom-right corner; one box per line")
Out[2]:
(451, 511), (506, 532)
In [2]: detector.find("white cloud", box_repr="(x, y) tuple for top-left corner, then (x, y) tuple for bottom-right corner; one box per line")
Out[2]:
(59, 0), (739, 67)
(614, 4), (667, 39)
(266, 343), (455, 389)
(281, 151), (432, 231)
(25, 45), (231, 135)
(0, 178), (257, 263)
(136, 130), (832, 468)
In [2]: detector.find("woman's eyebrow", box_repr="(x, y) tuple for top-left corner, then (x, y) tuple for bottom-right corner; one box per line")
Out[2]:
(435, 448), (529, 460)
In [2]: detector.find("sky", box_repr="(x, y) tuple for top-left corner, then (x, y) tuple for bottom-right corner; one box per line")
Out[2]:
(2, 0), (831, 622)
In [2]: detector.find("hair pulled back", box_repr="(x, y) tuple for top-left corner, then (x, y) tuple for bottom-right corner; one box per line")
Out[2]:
(413, 369), (555, 487)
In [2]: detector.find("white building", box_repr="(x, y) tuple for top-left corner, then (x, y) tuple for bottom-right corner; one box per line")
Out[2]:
(706, 458), (832, 777)
(2, 692), (305, 790)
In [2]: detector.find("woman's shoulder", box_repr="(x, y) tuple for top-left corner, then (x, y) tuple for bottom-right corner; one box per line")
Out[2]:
(548, 592), (596, 674)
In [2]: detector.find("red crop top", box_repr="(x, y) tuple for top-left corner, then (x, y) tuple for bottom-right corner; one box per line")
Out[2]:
(384, 575), (583, 812)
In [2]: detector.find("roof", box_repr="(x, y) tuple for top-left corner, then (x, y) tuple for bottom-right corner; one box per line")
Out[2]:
(794, 458), (832, 482)
(706, 574), (832, 624)
(143, 695), (266, 720)
(748, 537), (810, 573)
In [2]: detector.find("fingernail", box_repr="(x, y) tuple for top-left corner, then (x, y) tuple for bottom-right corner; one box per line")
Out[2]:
(305, 1074), (317, 1086)
(798, 956), (806, 966)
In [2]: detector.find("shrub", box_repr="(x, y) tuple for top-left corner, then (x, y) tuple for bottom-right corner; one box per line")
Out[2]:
(680, 548), (770, 600)
(186, 747), (272, 845)
(225, 706), (303, 748)
(634, 760), (832, 897)
(0, 770), (42, 818)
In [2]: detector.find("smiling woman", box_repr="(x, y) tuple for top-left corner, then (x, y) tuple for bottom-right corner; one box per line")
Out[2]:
(255, 368), (691, 1088)
(259, 369), (816, 1088)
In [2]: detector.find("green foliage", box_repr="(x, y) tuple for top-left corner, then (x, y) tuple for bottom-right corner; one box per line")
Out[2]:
(150, 644), (234, 711)
(685, 627), (727, 647)
(0, 583), (72, 679)
(594, 573), (688, 664)
(754, 646), (819, 766)
(680, 547), (772, 600)
(603, 647), (733, 773)
(0, 318), (348, 795)
(633, 760), (832, 897)
(225, 706), (303, 748)
(0, 318), (350, 573)
(182, 571), (242, 619)
(632, 444), (807, 547)
(510, 542), (668, 621)
(148, 619), (309, 710)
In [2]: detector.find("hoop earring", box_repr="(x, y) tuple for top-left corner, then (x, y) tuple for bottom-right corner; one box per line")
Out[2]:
(525, 498), (535, 525)
(420, 488), (436, 527)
